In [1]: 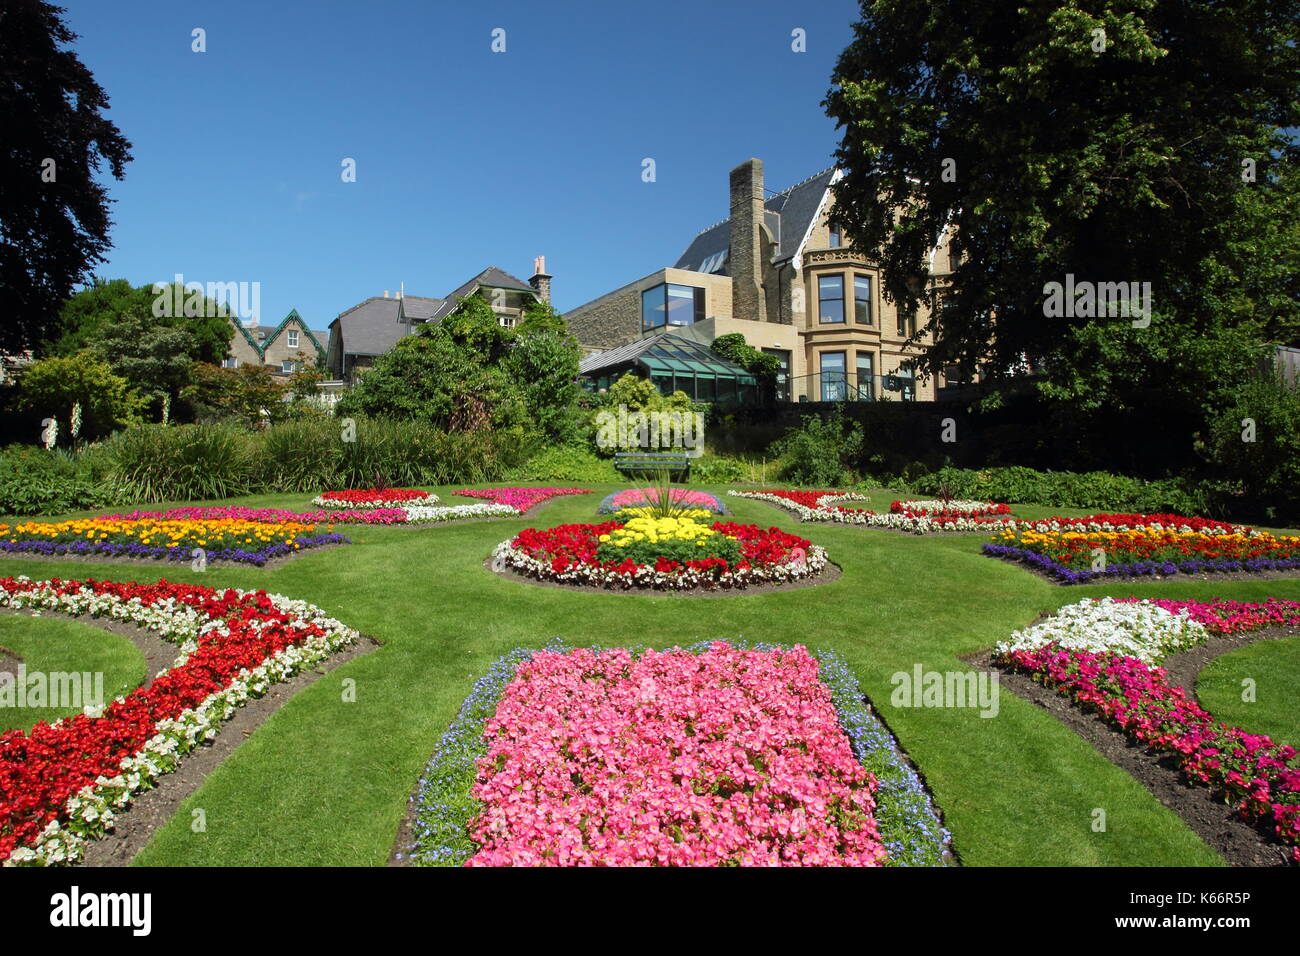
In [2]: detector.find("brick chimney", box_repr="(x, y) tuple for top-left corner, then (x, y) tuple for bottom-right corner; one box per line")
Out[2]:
(529, 255), (552, 304)
(729, 158), (767, 323)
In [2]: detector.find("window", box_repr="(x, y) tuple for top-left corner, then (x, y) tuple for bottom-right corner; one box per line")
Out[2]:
(286, 330), (299, 348)
(281, 360), (296, 374)
(641, 283), (705, 332)
(855, 352), (875, 401)
(763, 348), (791, 402)
(818, 275), (845, 324)
(894, 366), (915, 402)
(853, 274), (873, 325)
(498, 314), (516, 329)
(820, 351), (847, 402)
(222, 356), (238, 369)
(829, 222), (842, 248)
(897, 306), (917, 338)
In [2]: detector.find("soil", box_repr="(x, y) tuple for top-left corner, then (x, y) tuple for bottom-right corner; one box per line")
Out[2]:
(0, 541), (351, 571)
(965, 626), (1300, 866)
(483, 555), (843, 598)
(985, 553), (1300, 587)
(0, 606), (379, 867)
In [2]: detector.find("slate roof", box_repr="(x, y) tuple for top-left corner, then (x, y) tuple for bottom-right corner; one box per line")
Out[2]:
(328, 296), (410, 356)
(399, 295), (444, 322)
(430, 266), (537, 319)
(673, 167), (838, 274)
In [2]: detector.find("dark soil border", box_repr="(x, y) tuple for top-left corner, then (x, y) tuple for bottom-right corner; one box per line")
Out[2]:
(984, 552), (1300, 587)
(964, 626), (1300, 866)
(0, 540), (352, 572)
(483, 554), (843, 598)
(0, 606), (379, 867)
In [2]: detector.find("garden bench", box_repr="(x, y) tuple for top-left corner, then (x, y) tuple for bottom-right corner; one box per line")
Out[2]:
(613, 451), (691, 479)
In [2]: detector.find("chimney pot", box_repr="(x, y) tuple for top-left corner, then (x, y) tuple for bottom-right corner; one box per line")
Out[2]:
(383, 290), (389, 298)
(529, 256), (553, 304)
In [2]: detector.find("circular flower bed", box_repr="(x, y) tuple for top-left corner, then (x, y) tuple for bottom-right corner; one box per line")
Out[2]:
(596, 488), (727, 515)
(312, 488), (440, 508)
(491, 515), (828, 591)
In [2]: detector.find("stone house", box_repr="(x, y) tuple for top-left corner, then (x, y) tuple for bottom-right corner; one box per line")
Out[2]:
(325, 263), (552, 382)
(565, 158), (959, 402)
(223, 309), (328, 378)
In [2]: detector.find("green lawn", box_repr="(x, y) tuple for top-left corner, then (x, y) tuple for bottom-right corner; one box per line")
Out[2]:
(1197, 634), (1300, 750)
(0, 614), (147, 733)
(2, 484), (1298, 866)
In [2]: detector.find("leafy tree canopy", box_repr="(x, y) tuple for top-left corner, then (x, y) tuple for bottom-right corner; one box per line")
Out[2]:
(15, 352), (141, 440)
(0, 1), (133, 354)
(47, 278), (232, 362)
(824, 0), (1300, 421)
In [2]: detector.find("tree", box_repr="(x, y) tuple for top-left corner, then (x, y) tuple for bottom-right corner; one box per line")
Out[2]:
(181, 363), (287, 428)
(87, 309), (198, 415)
(516, 298), (568, 336)
(824, 0), (1300, 425)
(47, 279), (232, 362)
(0, 1), (133, 354)
(709, 333), (780, 385)
(16, 352), (141, 440)
(503, 329), (582, 444)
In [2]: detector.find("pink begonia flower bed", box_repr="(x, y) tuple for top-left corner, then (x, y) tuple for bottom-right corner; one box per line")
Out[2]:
(465, 643), (887, 866)
(452, 487), (589, 512)
(96, 506), (409, 525)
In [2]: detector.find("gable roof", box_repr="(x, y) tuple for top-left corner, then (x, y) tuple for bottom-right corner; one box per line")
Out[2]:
(431, 266), (538, 319)
(260, 309), (326, 357)
(399, 295), (445, 322)
(673, 167), (839, 274)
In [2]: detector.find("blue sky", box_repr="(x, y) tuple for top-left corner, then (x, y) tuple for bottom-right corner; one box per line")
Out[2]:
(60, 0), (863, 330)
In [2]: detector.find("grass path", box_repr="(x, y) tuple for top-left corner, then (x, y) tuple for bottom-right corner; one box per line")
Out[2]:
(3, 485), (1298, 865)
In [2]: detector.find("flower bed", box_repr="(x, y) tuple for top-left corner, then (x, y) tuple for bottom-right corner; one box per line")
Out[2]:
(403, 642), (950, 867)
(890, 500), (1010, 518)
(730, 490), (1014, 534)
(453, 487), (589, 513)
(492, 515), (827, 591)
(2, 517), (349, 567)
(991, 602), (1300, 862)
(984, 523), (1300, 583)
(0, 576), (361, 865)
(597, 488), (726, 515)
(311, 488), (440, 508)
(99, 503), (518, 526)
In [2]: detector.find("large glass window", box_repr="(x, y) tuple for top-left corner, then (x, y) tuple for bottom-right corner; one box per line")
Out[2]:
(763, 348), (791, 402)
(820, 351), (847, 402)
(641, 283), (704, 332)
(818, 275), (845, 324)
(855, 352), (875, 401)
(853, 275), (873, 325)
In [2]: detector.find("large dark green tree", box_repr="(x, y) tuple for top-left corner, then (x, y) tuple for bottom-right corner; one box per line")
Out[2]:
(824, 0), (1300, 420)
(0, 1), (132, 353)
(48, 278), (232, 361)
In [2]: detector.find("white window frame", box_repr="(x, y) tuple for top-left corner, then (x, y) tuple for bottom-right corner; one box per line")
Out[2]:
(287, 330), (299, 348)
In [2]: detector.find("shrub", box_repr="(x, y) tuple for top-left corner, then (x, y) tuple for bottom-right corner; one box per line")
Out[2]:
(0, 445), (115, 516)
(688, 454), (750, 485)
(770, 410), (864, 486)
(16, 353), (142, 441)
(255, 418), (344, 492)
(102, 423), (256, 502)
(1203, 371), (1300, 522)
(507, 445), (621, 483)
